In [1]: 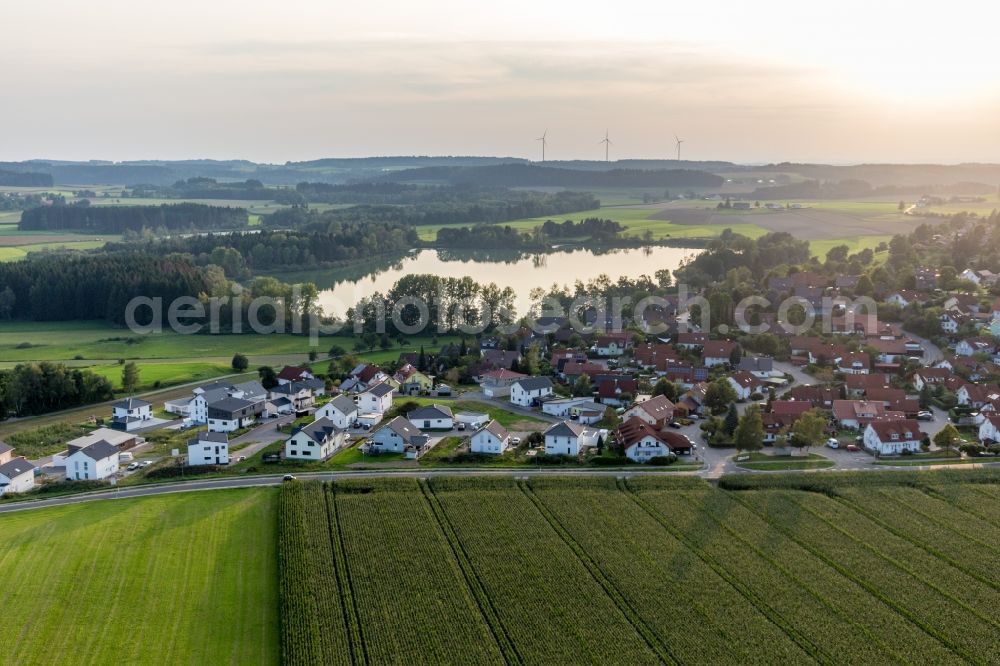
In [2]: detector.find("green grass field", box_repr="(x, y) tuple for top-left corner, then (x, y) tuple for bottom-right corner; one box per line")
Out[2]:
(279, 473), (1000, 664)
(0, 489), (279, 666)
(86, 360), (232, 390)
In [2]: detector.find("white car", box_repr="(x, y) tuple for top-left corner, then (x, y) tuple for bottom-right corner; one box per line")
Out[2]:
(511, 437), (522, 445)
(825, 438), (840, 449)
(126, 462), (140, 471)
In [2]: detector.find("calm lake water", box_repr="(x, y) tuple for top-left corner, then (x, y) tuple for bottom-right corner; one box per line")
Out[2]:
(271, 246), (702, 318)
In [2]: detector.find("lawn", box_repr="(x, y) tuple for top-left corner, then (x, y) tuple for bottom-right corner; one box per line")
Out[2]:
(735, 451), (835, 470)
(279, 472), (1000, 664)
(397, 396), (548, 430)
(0, 489), (279, 666)
(86, 360), (232, 391)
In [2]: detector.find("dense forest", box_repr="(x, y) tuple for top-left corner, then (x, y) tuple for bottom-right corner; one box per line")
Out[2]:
(435, 218), (625, 248)
(107, 224), (420, 273)
(19, 202), (248, 232)
(0, 362), (114, 419)
(0, 168), (53, 186)
(0, 253), (214, 323)
(379, 163), (724, 188)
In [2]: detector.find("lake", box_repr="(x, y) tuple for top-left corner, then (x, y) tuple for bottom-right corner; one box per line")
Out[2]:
(269, 246), (701, 318)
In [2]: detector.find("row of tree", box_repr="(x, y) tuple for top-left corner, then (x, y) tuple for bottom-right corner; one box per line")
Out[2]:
(0, 362), (114, 419)
(19, 203), (248, 232)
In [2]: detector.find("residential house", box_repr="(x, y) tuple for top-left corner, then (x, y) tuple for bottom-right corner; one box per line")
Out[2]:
(370, 417), (428, 454)
(762, 401), (813, 443)
(0, 442), (12, 465)
(660, 360), (709, 387)
(675, 332), (708, 350)
(349, 363), (390, 391)
(543, 396), (601, 419)
(510, 377), (554, 407)
(470, 420), (511, 455)
(65, 440), (120, 481)
(110, 397), (153, 431)
(596, 376), (638, 407)
(207, 397), (263, 433)
(634, 343), (679, 370)
(727, 371), (764, 400)
(482, 349), (522, 372)
(616, 417), (693, 461)
(886, 290), (925, 308)
(863, 419), (924, 455)
(543, 420), (604, 456)
(955, 337), (997, 358)
(284, 417), (344, 461)
(64, 428), (137, 454)
(843, 373), (891, 398)
(393, 363), (432, 395)
(480, 369), (528, 398)
(0, 457), (34, 495)
(678, 382), (709, 415)
(455, 412), (490, 429)
(622, 395), (675, 428)
(956, 383), (1000, 408)
(187, 431), (230, 466)
(407, 404), (455, 430)
(788, 385), (836, 408)
(978, 416), (1000, 444)
(837, 352), (871, 375)
(560, 361), (605, 383)
(357, 381), (394, 414)
(912, 368), (955, 391)
(314, 395), (359, 429)
(277, 365), (315, 385)
(269, 381), (319, 413)
(939, 310), (969, 335)
(702, 340), (738, 367)
(833, 400), (887, 430)
(594, 335), (627, 357)
(738, 356), (774, 379)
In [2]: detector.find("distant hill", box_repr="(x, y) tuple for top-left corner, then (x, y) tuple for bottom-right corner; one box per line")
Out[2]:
(374, 163), (724, 188)
(0, 168), (53, 187)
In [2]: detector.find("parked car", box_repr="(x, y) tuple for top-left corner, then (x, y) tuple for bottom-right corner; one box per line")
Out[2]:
(826, 438), (840, 449)
(456, 422), (466, 431)
(140, 460), (153, 467)
(917, 410), (934, 421)
(126, 462), (139, 471)
(846, 444), (861, 452)
(511, 436), (522, 445)
(235, 456), (246, 462)
(668, 421), (682, 429)
(282, 474), (296, 481)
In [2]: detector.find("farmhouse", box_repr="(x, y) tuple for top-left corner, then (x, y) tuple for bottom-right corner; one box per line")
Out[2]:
(543, 421), (603, 456)
(0, 456), (34, 495)
(370, 417), (428, 454)
(284, 418), (344, 461)
(65, 440), (120, 481)
(110, 397), (153, 431)
(357, 381), (394, 414)
(314, 394), (360, 429)
(407, 404), (455, 430)
(470, 420), (511, 455)
(510, 377), (554, 407)
(863, 419), (924, 455)
(187, 431), (230, 466)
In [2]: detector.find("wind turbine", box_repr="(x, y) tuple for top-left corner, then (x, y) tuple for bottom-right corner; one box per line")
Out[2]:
(674, 134), (684, 161)
(600, 130), (612, 162)
(536, 129), (547, 162)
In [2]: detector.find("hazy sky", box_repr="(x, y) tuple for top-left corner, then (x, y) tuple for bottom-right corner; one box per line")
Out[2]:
(3, 0), (999, 163)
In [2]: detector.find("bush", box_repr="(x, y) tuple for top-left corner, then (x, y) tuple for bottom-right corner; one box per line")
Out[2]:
(590, 455), (632, 466)
(647, 454), (678, 466)
(145, 464), (223, 479)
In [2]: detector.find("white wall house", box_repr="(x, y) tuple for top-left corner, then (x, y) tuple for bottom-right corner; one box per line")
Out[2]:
(357, 382), (394, 414)
(863, 420), (923, 455)
(314, 395), (359, 429)
(542, 397), (597, 418)
(594, 337), (626, 357)
(187, 432), (230, 466)
(65, 441), (120, 481)
(470, 420), (511, 455)
(111, 397), (153, 431)
(624, 435), (673, 462)
(510, 377), (554, 407)
(543, 421), (603, 456)
(979, 416), (1000, 444)
(284, 418), (344, 461)
(207, 397), (263, 433)
(370, 417), (428, 453)
(0, 457), (34, 495)
(407, 404), (454, 430)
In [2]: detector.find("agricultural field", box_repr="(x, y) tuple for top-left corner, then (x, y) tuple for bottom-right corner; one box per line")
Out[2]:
(280, 473), (1000, 665)
(0, 488), (279, 666)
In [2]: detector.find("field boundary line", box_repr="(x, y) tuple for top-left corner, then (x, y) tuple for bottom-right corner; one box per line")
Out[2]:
(620, 480), (837, 666)
(726, 491), (980, 665)
(792, 494), (1000, 631)
(518, 480), (677, 665)
(325, 483), (369, 665)
(418, 479), (523, 666)
(957, 485), (1000, 528)
(669, 489), (910, 665)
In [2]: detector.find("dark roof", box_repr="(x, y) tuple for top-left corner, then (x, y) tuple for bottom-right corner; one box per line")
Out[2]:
(325, 395), (358, 415)
(377, 416), (426, 446)
(79, 440), (120, 461)
(0, 456), (32, 479)
(0, 441), (12, 455)
(365, 381), (394, 397)
(545, 421), (585, 438)
(191, 431), (228, 445)
(514, 377), (554, 391)
(296, 417), (339, 444)
(408, 404), (454, 420)
(112, 397), (150, 410)
(207, 396), (259, 418)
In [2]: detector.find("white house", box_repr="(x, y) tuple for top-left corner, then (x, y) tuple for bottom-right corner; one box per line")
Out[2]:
(207, 397), (263, 433)
(370, 417), (428, 454)
(357, 381), (394, 414)
(480, 369), (528, 398)
(284, 418), (344, 461)
(470, 420), (511, 455)
(314, 395), (359, 429)
(701, 341), (738, 368)
(276, 365), (315, 385)
(455, 412), (490, 429)
(187, 431), (230, 466)
(863, 419), (923, 455)
(407, 404), (454, 430)
(111, 397), (153, 431)
(725, 372), (759, 401)
(617, 416), (694, 461)
(978, 416), (1000, 444)
(622, 395), (675, 428)
(542, 396), (599, 418)
(65, 440), (120, 481)
(0, 457), (34, 495)
(837, 352), (871, 375)
(510, 377), (554, 407)
(959, 268), (981, 285)
(543, 420), (604, 456)
(594, 336), (627, 357)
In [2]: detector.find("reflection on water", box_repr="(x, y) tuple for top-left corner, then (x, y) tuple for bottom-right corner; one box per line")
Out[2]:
(267, 246), (701, 317)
